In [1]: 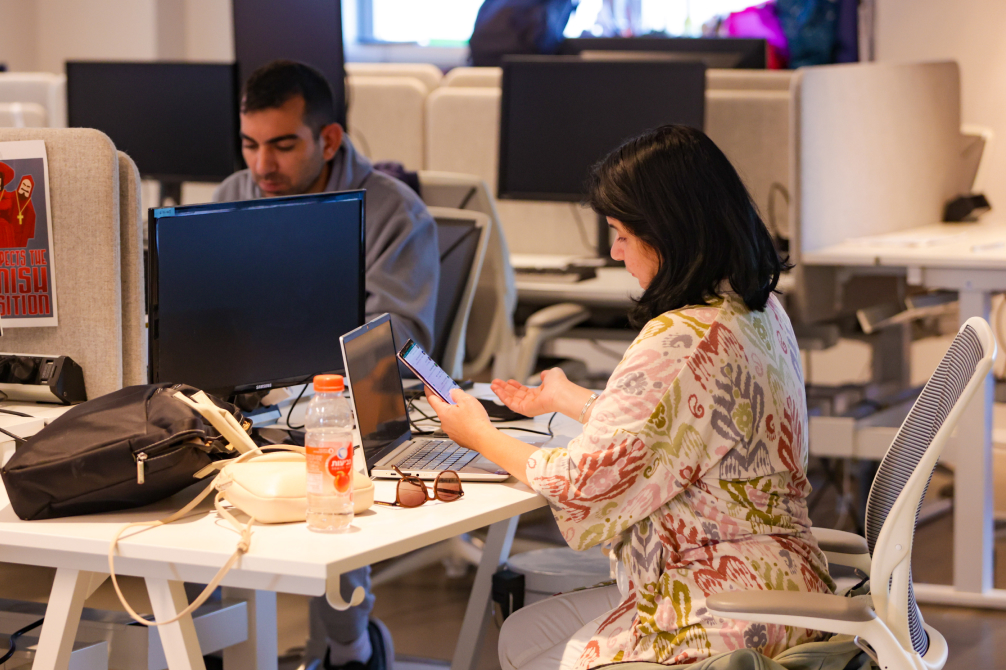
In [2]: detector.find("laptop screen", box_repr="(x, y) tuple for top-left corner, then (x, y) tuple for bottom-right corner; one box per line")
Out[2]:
(341, 315), (411, 471)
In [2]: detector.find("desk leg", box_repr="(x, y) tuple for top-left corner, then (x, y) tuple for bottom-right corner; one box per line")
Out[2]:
(221, 588), (278, 670)
(451, 516), (519, 670)
(954, 289), (995, 594)
(147, 578), (207, 670)
(32, 568), (102, 670)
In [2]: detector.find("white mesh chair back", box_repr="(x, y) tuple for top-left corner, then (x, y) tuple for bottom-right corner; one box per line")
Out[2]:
(419, 172), (517, 378)
(864, 317), (995, 657)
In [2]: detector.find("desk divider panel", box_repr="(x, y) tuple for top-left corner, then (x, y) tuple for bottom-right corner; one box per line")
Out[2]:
(117, 151), (145, 388)
(0, 128), (125, 398)
(793, 61), (962, 257)
(786, 61), (962, 323)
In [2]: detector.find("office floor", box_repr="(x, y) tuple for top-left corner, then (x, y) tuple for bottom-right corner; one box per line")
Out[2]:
(272, 464), (1006, 670)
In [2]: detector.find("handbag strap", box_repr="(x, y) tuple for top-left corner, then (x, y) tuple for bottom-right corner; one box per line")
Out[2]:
(107, 444), (305, 626)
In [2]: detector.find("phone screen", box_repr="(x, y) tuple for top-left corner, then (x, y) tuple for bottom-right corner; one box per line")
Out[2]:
(397, 340), (461, 405)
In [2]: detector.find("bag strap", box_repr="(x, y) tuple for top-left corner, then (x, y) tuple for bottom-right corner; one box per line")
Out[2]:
(108, 444), (305, 626)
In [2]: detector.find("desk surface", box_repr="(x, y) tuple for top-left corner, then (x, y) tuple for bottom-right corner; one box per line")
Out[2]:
(515, 264), (642, 308)
(0, 389), (575, 598)
(801, 218), (1006, 269)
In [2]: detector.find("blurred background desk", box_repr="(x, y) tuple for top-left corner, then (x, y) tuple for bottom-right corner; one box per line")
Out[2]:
(803, 218), (1006, 609)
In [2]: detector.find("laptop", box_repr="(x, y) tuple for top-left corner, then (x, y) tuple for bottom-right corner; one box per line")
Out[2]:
(339, 314), (510, 481)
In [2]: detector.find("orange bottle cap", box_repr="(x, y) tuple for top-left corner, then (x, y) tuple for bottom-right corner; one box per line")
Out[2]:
(313, 374), (344, 393)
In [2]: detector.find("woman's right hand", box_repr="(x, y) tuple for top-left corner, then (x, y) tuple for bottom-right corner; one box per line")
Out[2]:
(490, 368), (570, 417)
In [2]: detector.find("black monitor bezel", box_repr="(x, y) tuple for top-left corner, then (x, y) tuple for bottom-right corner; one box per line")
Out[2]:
(497, 55), (706, 203)
(558, 36), (767, 69)
(66, 60), (242, 183)
(147, 189), (367, 397)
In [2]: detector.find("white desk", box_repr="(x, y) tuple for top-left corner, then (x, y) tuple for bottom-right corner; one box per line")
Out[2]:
(512, 254), (641, 309)
(512, 255), (797, 309)
(0, 389), (578, 670)
(803, 218), (1006, 609)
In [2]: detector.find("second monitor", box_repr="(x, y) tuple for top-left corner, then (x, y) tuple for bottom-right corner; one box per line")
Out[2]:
(498, 56), (706, 258)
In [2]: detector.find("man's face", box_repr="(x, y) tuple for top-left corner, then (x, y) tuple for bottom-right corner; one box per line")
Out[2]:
(240, 95), (341, 197)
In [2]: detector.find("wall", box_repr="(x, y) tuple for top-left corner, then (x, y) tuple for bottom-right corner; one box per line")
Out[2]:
(0, 0), (232, 74)
(183, 0), (234, 62)
(876, 0), (1006, 213)
(0, 1), (39, 71)
(35, 0), (160, 73)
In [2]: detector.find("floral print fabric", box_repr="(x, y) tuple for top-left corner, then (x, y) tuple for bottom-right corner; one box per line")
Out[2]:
(526, 294), (834, 668)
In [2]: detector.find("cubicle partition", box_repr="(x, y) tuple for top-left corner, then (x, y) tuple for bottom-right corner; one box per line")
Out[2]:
(788, 61), (963, 325)
(0, 128), (144, 399)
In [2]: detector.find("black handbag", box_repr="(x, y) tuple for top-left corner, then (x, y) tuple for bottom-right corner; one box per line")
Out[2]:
(1, 383), (246, 521)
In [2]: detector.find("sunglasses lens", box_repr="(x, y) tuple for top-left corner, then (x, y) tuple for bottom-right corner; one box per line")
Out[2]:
(437, 472), (463, 502)
(398, 479), (427, 508)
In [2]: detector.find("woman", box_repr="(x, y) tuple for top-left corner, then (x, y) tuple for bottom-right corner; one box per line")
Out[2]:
(425, 125), (834, 669)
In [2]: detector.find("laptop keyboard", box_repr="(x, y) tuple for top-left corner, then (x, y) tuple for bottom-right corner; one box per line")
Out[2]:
(395, 439), (479, 472)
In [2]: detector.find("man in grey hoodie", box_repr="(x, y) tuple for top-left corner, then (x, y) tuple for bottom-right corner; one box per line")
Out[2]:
(214, 60), (439, 670)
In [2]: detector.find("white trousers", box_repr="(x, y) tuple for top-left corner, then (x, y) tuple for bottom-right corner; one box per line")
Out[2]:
(498, 585), (623, 670)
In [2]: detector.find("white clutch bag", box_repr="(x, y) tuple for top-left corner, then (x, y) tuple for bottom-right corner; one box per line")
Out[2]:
(215, 451), (374, 523)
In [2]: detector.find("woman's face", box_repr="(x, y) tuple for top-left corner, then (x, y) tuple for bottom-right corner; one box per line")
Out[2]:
(609, 217), (660, 288)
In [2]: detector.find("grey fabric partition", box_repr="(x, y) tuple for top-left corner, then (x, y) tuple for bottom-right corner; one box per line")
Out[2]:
(0, 128), (127, 398)
(117, 151), (145, 387)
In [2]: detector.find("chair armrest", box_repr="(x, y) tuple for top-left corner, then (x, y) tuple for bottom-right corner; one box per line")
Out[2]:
(812, 528), (872, 576)
(525, 303), (590, 333)
(812, 527), (868, 554)
(708, 590), (876, 624)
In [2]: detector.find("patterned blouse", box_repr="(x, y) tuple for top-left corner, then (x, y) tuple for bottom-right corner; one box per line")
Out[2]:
(526, 293), (834, 668)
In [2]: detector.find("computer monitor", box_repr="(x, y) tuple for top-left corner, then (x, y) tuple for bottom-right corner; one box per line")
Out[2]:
(66, 61), (240, 191)
(498, 56), (706, 257)
(147, 190), (366, 398)
(559, 37), (767, 69)
(233, 0), (347, 129)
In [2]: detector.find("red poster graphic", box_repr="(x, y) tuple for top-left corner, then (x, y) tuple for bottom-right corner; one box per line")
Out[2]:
(0, 165), (36, 248)
(0, 140), (58, 327)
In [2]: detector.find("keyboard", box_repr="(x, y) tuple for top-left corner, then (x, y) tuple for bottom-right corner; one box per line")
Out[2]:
(395, 439), (479, 472)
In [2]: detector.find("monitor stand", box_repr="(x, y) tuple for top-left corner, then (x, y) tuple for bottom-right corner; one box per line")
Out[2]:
(595, 211), (625, 267)
(159, 180), (183, 207)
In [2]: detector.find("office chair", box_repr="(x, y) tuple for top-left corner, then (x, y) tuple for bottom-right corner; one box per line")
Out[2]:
(0, 102), (47, 128)
(706, 317), (996, 670)
(0, 72), (67, 127)
(419, 172), (590, 382)
(428, 207), (490, 379)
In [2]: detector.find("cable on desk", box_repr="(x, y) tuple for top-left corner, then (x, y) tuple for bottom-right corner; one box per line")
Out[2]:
(497, 411), (557, 439)
(0, 617), (44, 664)
(406, 397), (438, 436)
(0, 426), (26, 449)
(285, 376), (315, 431)
(408, 398), (558, 439)
(0, 408), (33, 418)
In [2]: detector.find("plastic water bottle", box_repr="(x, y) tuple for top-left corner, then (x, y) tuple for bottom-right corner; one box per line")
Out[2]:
(305, 374), (355, 533)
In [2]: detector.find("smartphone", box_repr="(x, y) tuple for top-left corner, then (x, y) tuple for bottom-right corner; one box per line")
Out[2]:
(397, 339), (462, 405)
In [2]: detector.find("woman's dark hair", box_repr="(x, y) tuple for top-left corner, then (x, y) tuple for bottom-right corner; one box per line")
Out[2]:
(587, 124), (787, 327)
(242, 60), (337, 136)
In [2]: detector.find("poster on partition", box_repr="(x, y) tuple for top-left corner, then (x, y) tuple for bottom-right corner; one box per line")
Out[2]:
(0, 140), (57, 327)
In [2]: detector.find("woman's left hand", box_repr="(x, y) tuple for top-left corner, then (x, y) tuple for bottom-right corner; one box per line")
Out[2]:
(425, 387), (495, 451)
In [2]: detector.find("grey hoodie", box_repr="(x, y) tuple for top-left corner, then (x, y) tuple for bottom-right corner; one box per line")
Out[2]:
(213, 137), (439, 351)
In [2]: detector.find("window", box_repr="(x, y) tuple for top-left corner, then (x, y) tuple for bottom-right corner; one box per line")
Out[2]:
(364, 0), (483, 46)
(356, 0), (762, 47)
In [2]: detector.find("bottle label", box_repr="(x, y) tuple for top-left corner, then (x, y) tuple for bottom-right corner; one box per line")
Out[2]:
(306, 439), (354, 498)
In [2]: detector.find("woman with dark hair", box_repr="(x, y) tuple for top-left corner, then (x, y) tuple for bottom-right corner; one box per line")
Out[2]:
(425, 125), (833, 669)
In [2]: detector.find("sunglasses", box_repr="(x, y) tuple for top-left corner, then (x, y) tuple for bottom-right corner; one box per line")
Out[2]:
(374, 465), (464, 508)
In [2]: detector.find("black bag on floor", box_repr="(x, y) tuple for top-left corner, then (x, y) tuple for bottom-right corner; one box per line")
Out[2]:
(1, 384), (245, 520)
